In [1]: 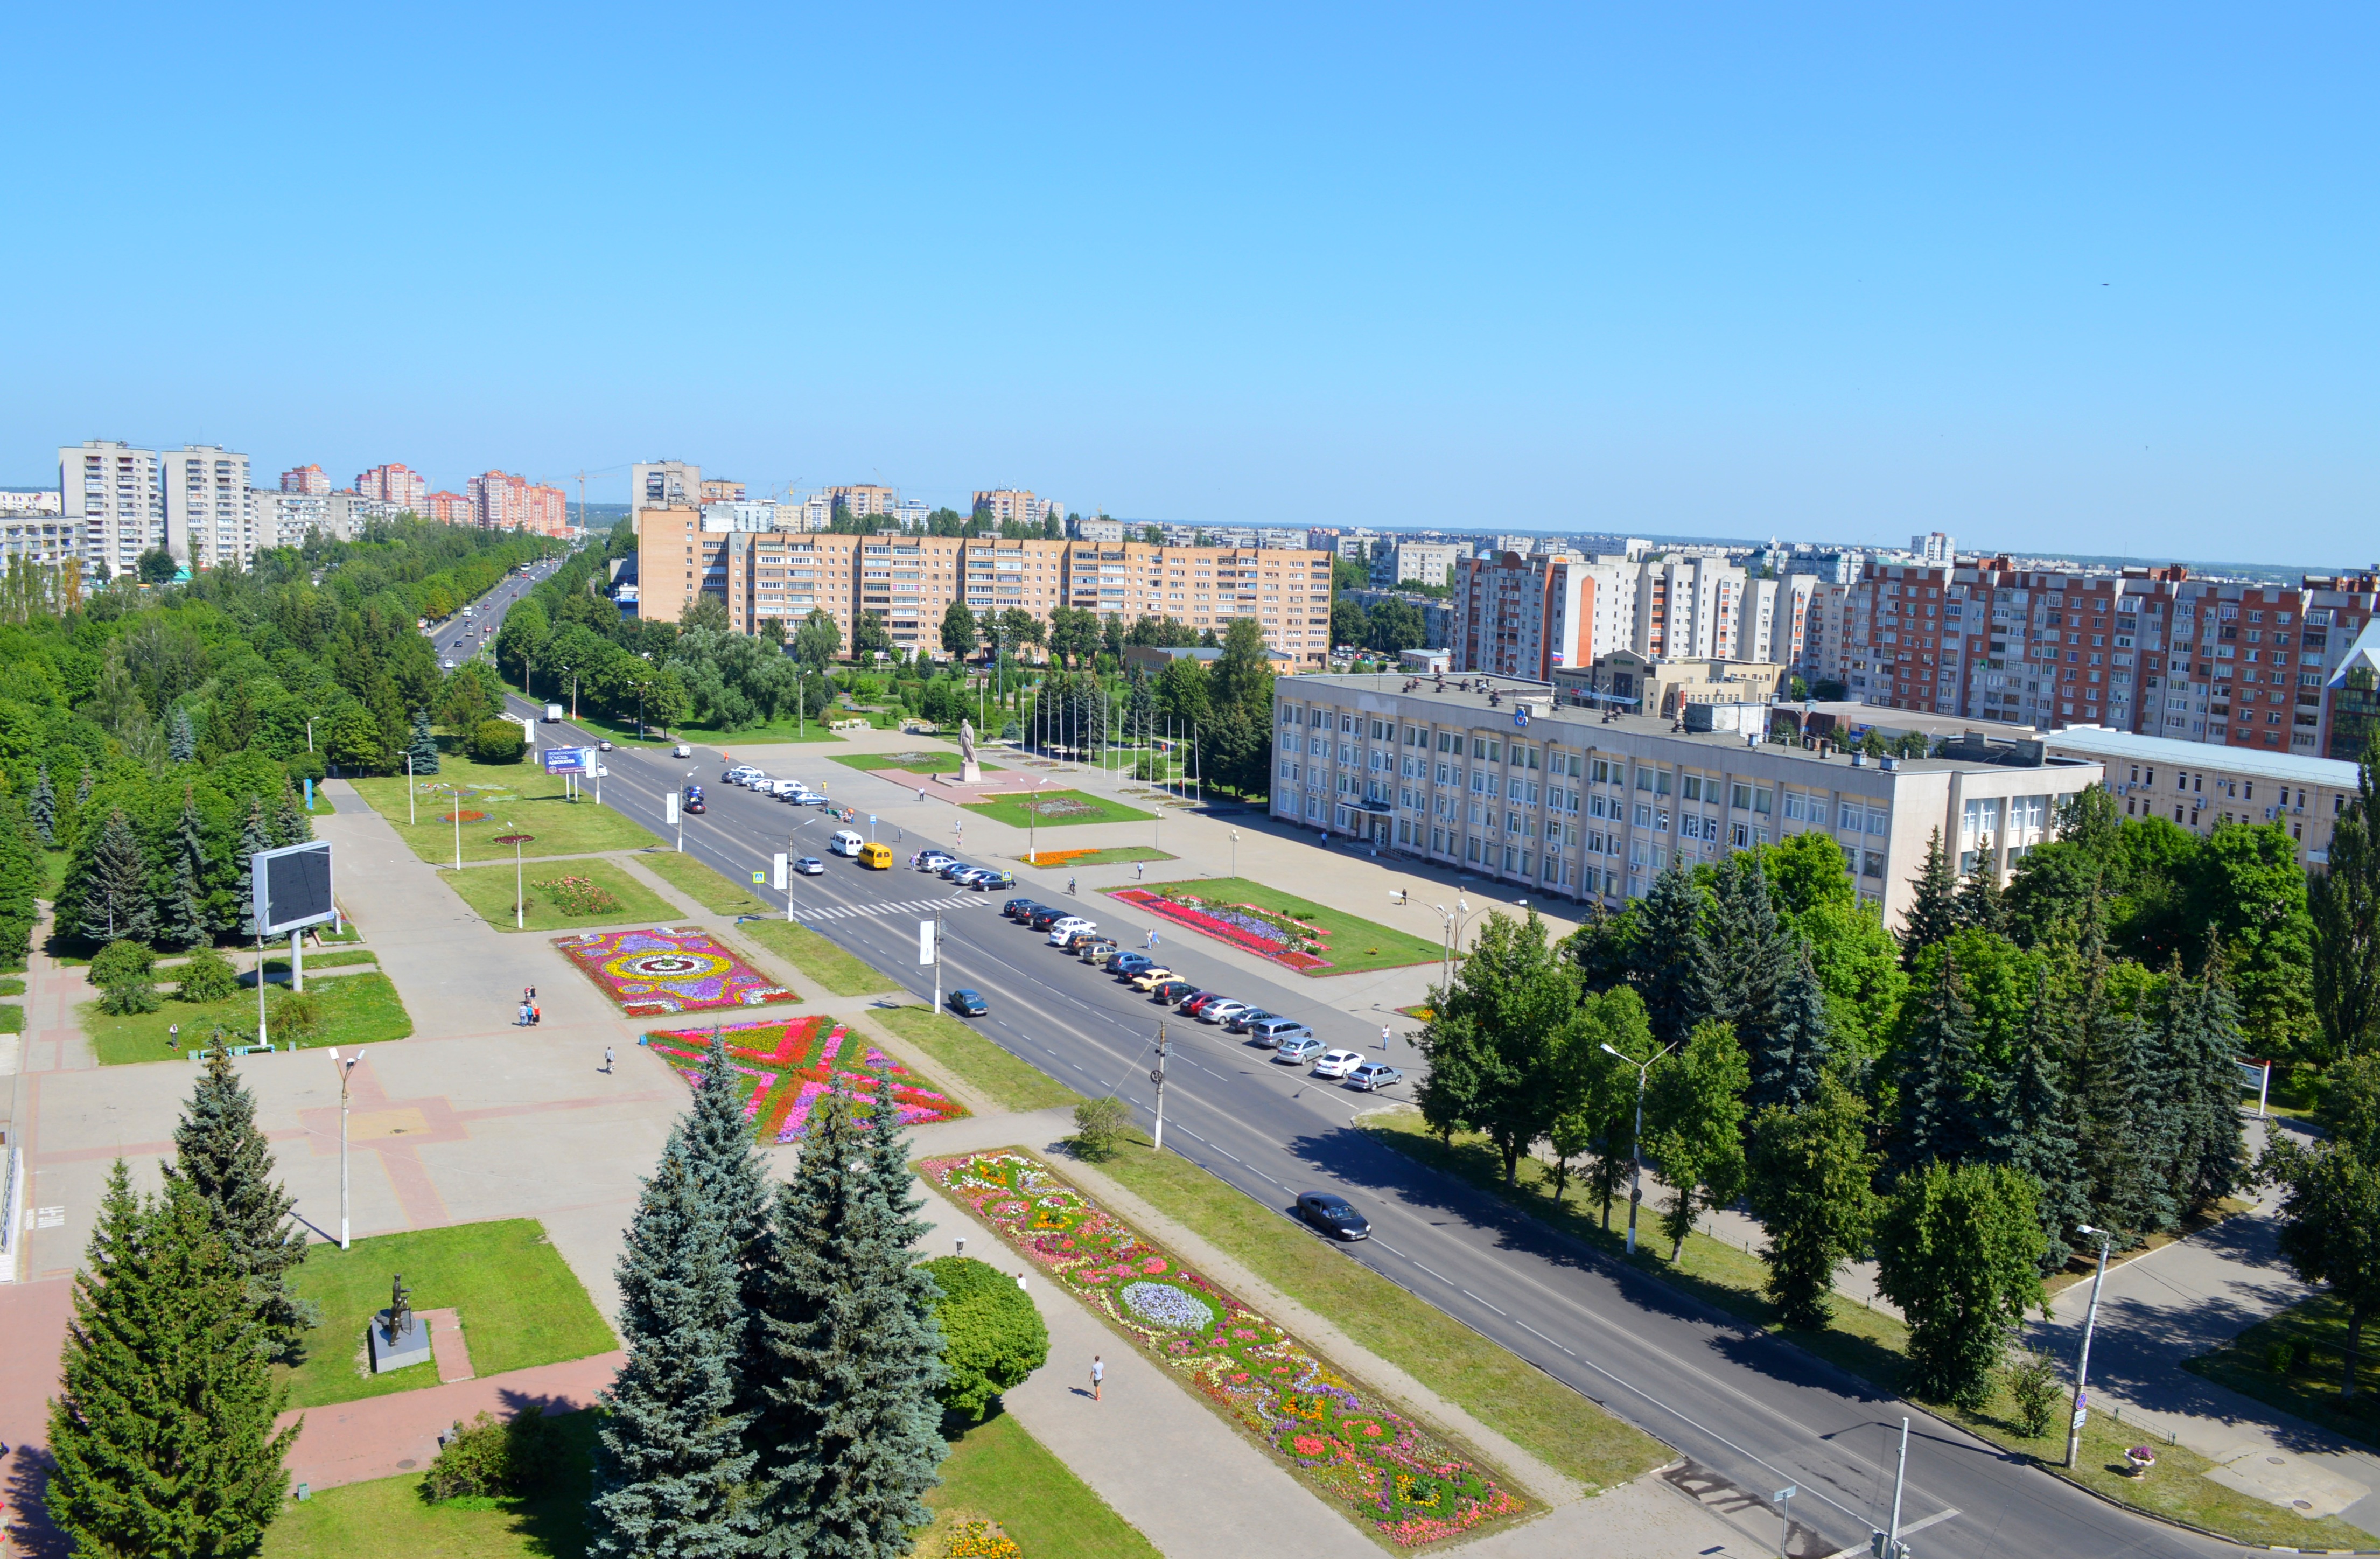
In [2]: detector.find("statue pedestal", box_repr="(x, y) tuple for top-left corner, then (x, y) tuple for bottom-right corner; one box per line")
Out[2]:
(960, 759), (982, 784)
(369, 1309), (432, 1374)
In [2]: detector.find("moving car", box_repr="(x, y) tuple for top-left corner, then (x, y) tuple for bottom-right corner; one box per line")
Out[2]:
(829, 829), (866, 857)
(1273, 1035), (1325, 1065)
(946, 988), (988, 1017)
(1199, 999), (1250, 1026)
(681, 785), (706, 814)
(1149, 978), (1197, 1003)
(597, 739), (613, 751)
(1311, 1050), (1366, 1079)
(1345, 1061), (1403, 1092)
(1295, 1192), (1371, 1241)
(673, 743), (692, 758)
(857, 841), (894, 870)
(793, 856), (825, 876)
(1245, 1016), (1312, 1048)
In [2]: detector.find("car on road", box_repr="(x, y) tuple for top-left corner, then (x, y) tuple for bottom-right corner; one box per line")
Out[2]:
(1273, 1035), (1324, 1065)
(1078, 939), (1117, 964)
(794, 792), (830, 807)
(1002, 898), (1040, 920)
(1046, 917), (1095, 943)
(1177, 991), (1224, 1016)
(438, 658), (454, 669)
(1199, 999), (1250, 1026)
(1059, 929), (1102, 953)
(1129, 967), (1176, 991)
(1149, 978), (1197, 1003)
(857, 842), (894, 869)
(946, 988), (988, 1017)
(949, 867), (991, 887)
(1028, 907), (1067, 931)
(672, 743), (692, 758)
(1108, 952), (1152, 976)
(1345, 1061), (1403, 1092)
(1245, 1016), (1312, 1048)
(598, 739), (614, 751)
(1295, 1192), (1371, 1241)
(682, 785), (706, 814)
(793, 856), (824, 876)
(974, 870), (1016, 891)
(1311, 1050), (1366, 1079)
(918, 851), (956, 872)
(937, 860), (978, 880)
(1222, 1008), (1275, 1034)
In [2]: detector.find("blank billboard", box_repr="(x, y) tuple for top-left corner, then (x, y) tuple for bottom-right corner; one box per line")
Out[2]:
(254, 841), (335, 935)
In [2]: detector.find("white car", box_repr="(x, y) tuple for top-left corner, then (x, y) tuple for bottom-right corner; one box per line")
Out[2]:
(1311, 1049), (1366, 1079)
(673, 743), (692, 758)
(1046, 917), (1096, 945)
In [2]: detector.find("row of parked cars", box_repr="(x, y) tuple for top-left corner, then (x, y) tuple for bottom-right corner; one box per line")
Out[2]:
(720, 764), (836, 807)
(913, 850), (1016, 892)
(993, 896), (1404, 1093)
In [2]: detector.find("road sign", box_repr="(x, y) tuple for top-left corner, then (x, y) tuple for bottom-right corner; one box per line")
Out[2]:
(1772, 1485), (1796, 1503)
(752, 871), (764, 884)
(2071, 1408), (2088, 1429)
(869, 814), (878, 825)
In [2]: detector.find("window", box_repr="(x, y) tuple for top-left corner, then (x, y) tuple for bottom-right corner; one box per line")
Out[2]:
(1733, 782), (1754, 811)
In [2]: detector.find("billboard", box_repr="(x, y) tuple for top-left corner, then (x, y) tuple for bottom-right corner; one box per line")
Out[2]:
(542, 747), (595, 774)
(253, 841), (335, 936)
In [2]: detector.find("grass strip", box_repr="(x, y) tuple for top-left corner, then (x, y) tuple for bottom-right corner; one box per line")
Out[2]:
(1005, 845), (1177, 868)
(632, 848), (772, 916)
(733, 919), (899, 999)
(1088, 1127), (1669, 1495)
(348, 756), (662, 865)
(919, 1407), (1160, 1559)
(261, 1412), (597, 1558)
(866, 1004), (1083, 1113)
(2183, 1291), (2380, 1453)
(436, 858), (681, 934)
(0, 1004), (20, 1034)
(1103, 876), (1443, 976)
(0, 976), (24, 996)
(832, 749), (1003, 775)
(963, 790), (1156, 829)
(278, 1219), (615, 1409)
(258, 950), (380, 974)
(84, 972), (415, 1066)
(1363, 1110), (2374, 1550)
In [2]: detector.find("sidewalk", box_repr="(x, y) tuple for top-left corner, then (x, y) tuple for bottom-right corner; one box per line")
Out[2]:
(274, 1351), (623, 1492)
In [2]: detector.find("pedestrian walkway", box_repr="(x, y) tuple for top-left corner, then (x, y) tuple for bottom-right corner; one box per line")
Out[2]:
(274, 1350), (622, 1493)
(793, 894), (992, 922)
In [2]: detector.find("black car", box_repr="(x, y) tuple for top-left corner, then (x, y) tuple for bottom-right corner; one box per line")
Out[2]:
(682, 785), (706, 814)
(1003, 898), (1042, 921)
(946, 988), (988, 1017)
(1295, 1192), (1371, 1241)
(1028, 906), (1066, 931)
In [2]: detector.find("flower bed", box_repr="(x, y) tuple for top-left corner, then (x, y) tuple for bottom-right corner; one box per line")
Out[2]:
(1108, 889), (1334, 973)
(922, 1151), (1524, 1547)
(554, 925), (796, 1016)
(644, 1016), (967, 1142)
(533, 875), (625, 917)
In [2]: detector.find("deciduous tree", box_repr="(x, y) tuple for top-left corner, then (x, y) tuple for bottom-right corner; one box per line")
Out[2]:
(1745, 1074), (1876, 1329)
(1873, 1161), (2046, 1408)
(1644, 1019), (1749, 1260)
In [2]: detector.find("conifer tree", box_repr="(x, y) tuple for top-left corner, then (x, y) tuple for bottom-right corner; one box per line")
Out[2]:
(1631, 860), (1706, 1048)
(1956, 861), (2008, 935)
(1698, 853), (1827, 1111)
(155, 794), (209, 951)
(270, 783), (313, 846)
(1750, 945), (1834, 1115)
(590, 1039), (760, 1559)
(167, 1048), (312, 1355)
(234, 798), (270, 938)
(47, 1163), (298, 1556)
(1892, 953), (1997, 1174)
(2073, 934), (2178, 1243)
(2157, 941), (2248, 1217)
(167, 705), (197, 763)
(1900, 828), (1963, 970)
(748, 1082), (948, 1557)
(76, 765), (94, 808)
(407, 708), (441, 774)
(2003, 974), (2090, 1272)
(29, 761), (57, 847)
(77, 807), (156, 945)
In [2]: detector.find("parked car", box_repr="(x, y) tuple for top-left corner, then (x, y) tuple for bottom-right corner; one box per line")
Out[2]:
(795, 792), (831, 807)
(938, 859), (978, 879)
(793, 856), (825, 876)
(1295, 1191), (1371, 1241)
(1028, 907), (1067, 931)
(1223, 1008), (1275, 1034)
(681, 785), (706, 814)
(1060, 930), (1102, 953)
(1078, 939), (1117, 964)
(1149, 978), (1197, 1003)
(1311, 1050), (1366, 1079)
(1345, 1061), (1403, 1092)
(950, 867), (992, 887)
(1177, 991), (1224, 1016)
(1199, 999), (1250, 1026)
(1273, 1035), (1325, 1065)
(946, 988), (988, 1017)
(1046, 917), (1095, 944)
(975, 870), (1016, 891)
(1245, 1016), (1312, 1048)
(1003, 898), (1041, 920)
(918, 851), (956, 872)
(723, 766), (761, 784)
(1129, 967), (1177, 991)
(1108, 951), (1152, 975)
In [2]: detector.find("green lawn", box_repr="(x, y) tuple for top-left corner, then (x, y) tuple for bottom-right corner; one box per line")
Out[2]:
(0, 1004), (20, 1034)
(834, 749), (1004, 776)
(278, 1220), (615, 1409)
(258, 950), (381, 975)
(436, 858), (682, 934)
(0, 976), (20, 996)
(1107, 876), (1443, 976)
(347, 756), (662, 865)
(918, 1407), (1158, 1559)
(1362, 1111), (2375, 1549)
(734, 919), (899, 998)
(867, 1005), (1083, 1113)
(1005, 845), (1176, 868)
(962, 790), (1156, 829)
(262, 1411), (598, 1558)
(85, 972), (415, 1065)
(633, 849), (773, 916)
(1087, 1127), (1668, 1495)
(2185, 1290), (2380, 1452)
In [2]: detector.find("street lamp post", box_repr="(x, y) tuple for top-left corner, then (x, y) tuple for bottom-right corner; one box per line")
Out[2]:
(495, 829), (534, 928)
(407, 752), (415, 825)
(1600, 1040), (1677, 1256)
(1230, 828), (1240, 879)
(2065, 1223), (2117, 1468)
(330, 1047), (363, 1250)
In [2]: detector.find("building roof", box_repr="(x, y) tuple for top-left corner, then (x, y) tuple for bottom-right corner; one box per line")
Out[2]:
(2043, 725), (2362, 787)
(2329, 619), (2380, 690)
(1788, 701), (2039, 742)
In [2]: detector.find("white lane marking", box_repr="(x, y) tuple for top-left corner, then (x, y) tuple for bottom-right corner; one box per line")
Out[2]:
(1459, 1289), (1508, 1317)
(1411, 1262), (1453, 1286)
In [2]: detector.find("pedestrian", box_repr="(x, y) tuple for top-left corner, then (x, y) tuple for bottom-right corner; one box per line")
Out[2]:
(1134, 861), (1144, 880)
(1382, 1024), (1392, 1052)
(918, 787), (926, 802)
(604, 1046), (614, 1074)
(531, 1002), (541, 1026)
(1145, 929), (1156, 949)
(1091, 1354), (1104, 1402)
(1067, 876), (1076, 895)
(517, 1002), (531, 1027)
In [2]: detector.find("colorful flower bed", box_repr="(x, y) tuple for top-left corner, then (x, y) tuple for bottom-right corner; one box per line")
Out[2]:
(922, 1151), (1524, 1546)
(644, 1016), (967, 1142)
(554, 925), (796, 1016)
(533, 875), (625, 917)
(940, 1517), (1021, 1558)
(1108, 889), (1334, 973)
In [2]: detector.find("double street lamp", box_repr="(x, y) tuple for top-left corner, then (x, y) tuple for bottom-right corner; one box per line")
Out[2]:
(1600, 1039), (1678, 1256)
(2064, 1222), (2118, 1468)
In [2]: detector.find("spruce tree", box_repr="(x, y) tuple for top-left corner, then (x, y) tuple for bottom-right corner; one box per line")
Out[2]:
(2004, 973), (2090, 1273)
(47, 1163), (298, 1556)
(407, 708), (441, 775)
(1900, 828), (1963, 970)
(2157, 942), (2248, 1218)
(270, 783), (314, 846)
(1698, 853), (1825, 1110)
(1956, 862), (2007, 934)
(77, 765), (94, 808)
(234, 798), (270, 938)
(155, 794), (209, 951)
(1892, 953), (1997, 1174)
(2073, 936), (2178, 1243)
(591, 1052), (760, 1559)
(29, 761), (57, 847)
(167, 705), (197, 764)
(748, 1082), (948, 1557)
(78, 807), (156, 945)
(1750, 945), (1834, 1115)
(1631, 860), (1706, 1048)
(167, 1048), (313, 1356)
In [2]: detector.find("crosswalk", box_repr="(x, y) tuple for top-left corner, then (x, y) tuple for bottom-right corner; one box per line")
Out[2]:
(793, 894), (992, 922)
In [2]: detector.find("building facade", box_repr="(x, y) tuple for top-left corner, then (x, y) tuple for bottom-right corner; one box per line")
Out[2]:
(824, 484), (900, 519)
(0, 490), (62, 515)
(699, 478), (746, 502)
(633, 461), (701, 517)
(1453, 551), (1600, 679)
(424, 490), (473, 523)
(278, 464), (330, 495)
(163, 445), (255, 571)
(1382, 541), (1462, 589)
(60, 441), (163, 578)
(2040, 725), (2362, 867)
(468, 470), (570, 535)
(355, 463), (429, 508)
(973, 488), (1063, 526)
(1272, 674), (2103, 931)
(1552, 652), (1789, 719)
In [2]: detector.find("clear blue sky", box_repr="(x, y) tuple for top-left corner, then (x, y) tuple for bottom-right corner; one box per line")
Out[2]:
(4, 4), (2372, 564)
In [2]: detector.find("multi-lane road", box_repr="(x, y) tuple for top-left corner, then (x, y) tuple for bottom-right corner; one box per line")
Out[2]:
(446, 577), (2216, 1559)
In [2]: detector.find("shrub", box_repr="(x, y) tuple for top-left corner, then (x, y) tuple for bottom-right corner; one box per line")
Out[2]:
(2266, 1337), (2300, 1376)
(923, 1256), (1049, 1422)
(2004, 1348), (2063, 1438)
(0, 917), (29, 971)
(531, 875), (624, 918)
(424, 1408), (566, 1502)
(1070, 1095), (1131, 1162)
(0, 1005), (21, 1034)
(269, 987), (327, 1047)
(176, 948), (239, 1004)
(470, 719), (526, 765)
(93, 939), (159, 1015)
(284, 749), (327, 784)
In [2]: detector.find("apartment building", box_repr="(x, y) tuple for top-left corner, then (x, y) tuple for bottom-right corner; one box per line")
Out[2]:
(424, 491), (473, 523)
(700, 479), (745, 502)
(0, 490), (62, 515)
(1553, 652), (1788, 718)
(2328, 618), (2380, 764)
(468, 470), (570, 536)
(355, 463), (429, 508)
(277, 464), (329, 495)
(60, 441), (163, 577)
(1381, 541), (1462, 589)
(2041, 725), (2362, 866)
(633, 461), (701, 516)
(1453, 551), (1600, 679)
(1346, 587), (1457, 650)
(0, 509), (78, 568)
(1820, 558), (2380, 756)
(253, 490), (326, 550)
(163, 445), (255, 571)
(974, 488), (1063, 527)
(1912, 532), (1956, 566)
(824, 484), (900, 520)
(1273, 674), (2102, 931)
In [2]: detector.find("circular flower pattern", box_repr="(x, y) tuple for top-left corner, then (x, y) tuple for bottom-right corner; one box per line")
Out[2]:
(1121, 1281), (1213, 1331)
(608, 949), (731, 981)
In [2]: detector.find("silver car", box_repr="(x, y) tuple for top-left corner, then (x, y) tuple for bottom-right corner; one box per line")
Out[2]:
(1199, 999), (1250, 1026)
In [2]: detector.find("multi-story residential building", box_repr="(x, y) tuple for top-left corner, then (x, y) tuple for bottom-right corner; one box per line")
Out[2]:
(825, 484), (900, 520)
(1271, 674), (2101, 929)
(703, 500), (782, 533)
(61, 441), (164, 578)
(1781, 548), (1864, 586)
(1345, 587), (1456, 650)
(355, 463), (429, 509)
(252, 490), (325, 550)
(424, 491), (473, 523)
(633, 460), (701, 516)
(897, 498), (933, 530)
(2040, 725), (2362, 867)
(164, 445), (255, 571)
(1453, 550), (1600, 679)
(700, 478), (746, 502)
(1912, 531), (1956, 565)
(1072, 517), (1126, 543)
(0, 490), (62, 515)
(1636, 554), (1749, 659)
(1552, 652), (1789, 719)
(0, 508), (79, 569)
(468, 470), (570, 536)
(973, 488), (1063, 527)
(280, 464), (331, 495)
(2328, 617), (2380, 764)
(634, 505), (731, 625)
(1382, 541), (1461, 589)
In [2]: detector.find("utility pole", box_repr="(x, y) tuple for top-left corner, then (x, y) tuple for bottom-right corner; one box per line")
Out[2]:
(1601, 1040), (1675, 1256)
(1886, 1415), (1909, 1556)
(1151, 1022), (1169, 1153)
(2066, 1224), (2115, 1468)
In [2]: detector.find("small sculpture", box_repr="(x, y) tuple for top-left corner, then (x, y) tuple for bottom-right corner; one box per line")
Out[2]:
(389, 1273), (414, 1339)
(957, 718), (982, 783)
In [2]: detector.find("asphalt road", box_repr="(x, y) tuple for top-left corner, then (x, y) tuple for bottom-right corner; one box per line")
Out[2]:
(445, 584), (2217, 1559)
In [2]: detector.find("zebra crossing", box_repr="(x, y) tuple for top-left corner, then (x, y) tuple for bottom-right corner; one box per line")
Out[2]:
(793, 894), (991, 923)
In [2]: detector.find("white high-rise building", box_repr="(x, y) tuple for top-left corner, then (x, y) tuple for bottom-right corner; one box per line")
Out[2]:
(60, 441), (164, 578)
(1912, 531), (1955, 565)
(164, 445), (256, 571)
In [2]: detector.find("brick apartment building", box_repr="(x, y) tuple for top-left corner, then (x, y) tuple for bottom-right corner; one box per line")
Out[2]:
(1454, 550), (1812, 682)
(279, 464), (331, 495)
(355, 463), (429, 509)
(467, 470), (570, 536)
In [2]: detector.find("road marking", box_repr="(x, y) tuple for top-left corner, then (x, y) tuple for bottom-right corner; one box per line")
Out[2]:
(1459, 1288), (1508, 1317)
(1411, 1262), (1453, 1286)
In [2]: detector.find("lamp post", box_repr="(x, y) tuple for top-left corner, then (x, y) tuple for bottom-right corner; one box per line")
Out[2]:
(438, 784), (464, 869)
(1600, 1039), (1676, 1256)
(330, 1047), (363, 1250)
(2065, 1223), (2117, 1468)
(1400, 894), (1472, 1002)
(495, 829), (533, 928)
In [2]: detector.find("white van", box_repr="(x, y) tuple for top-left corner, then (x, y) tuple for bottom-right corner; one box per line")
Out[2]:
(829, 829), (866, 858)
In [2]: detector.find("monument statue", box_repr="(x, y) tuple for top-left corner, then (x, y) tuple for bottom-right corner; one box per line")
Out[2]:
(389, 1273), (414, 1339)
(957, 718), (982, 784)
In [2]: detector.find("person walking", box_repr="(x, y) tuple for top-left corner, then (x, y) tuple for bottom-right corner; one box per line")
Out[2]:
(1090, 1354), (1104, 1402)
(1067, 875), (1076, 895)
(1134, 861), (1144, 880)
(604, 1046), (614, 1074)
(517, 1002), (531, 1027)
(531, 1001), (541, 1026)
(1382, 1023), (1393, 1052)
